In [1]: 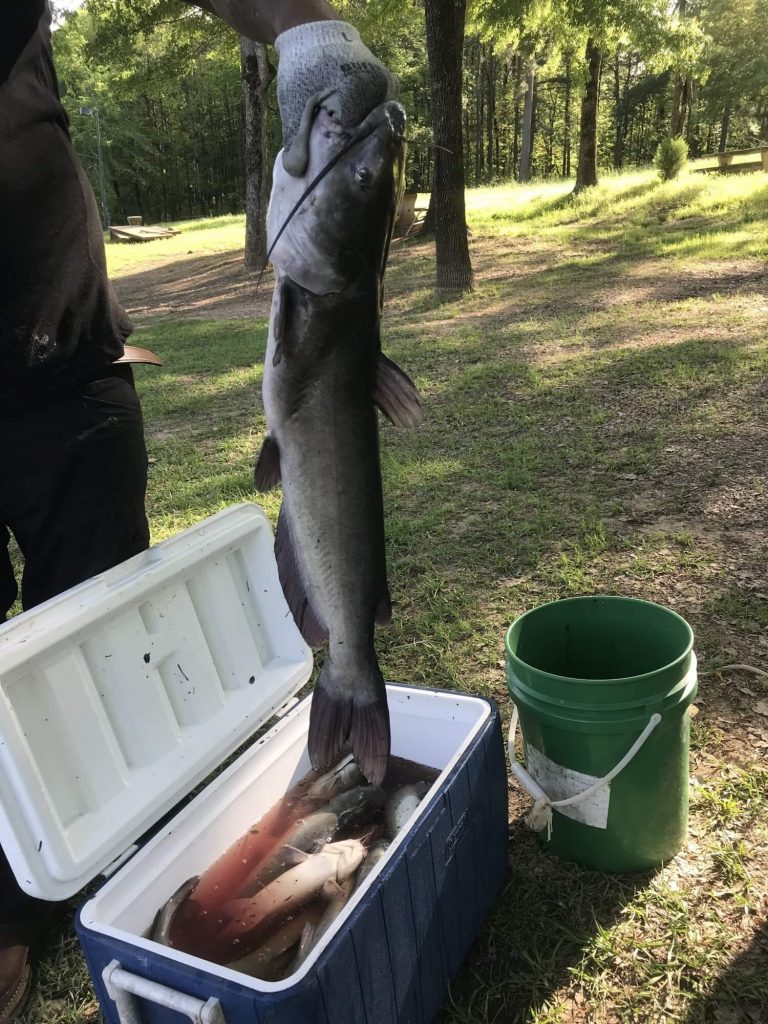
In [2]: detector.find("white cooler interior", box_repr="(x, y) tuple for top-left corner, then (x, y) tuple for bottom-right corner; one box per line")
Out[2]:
(0, 505), (311, 900)
(80, 684), (490, 989)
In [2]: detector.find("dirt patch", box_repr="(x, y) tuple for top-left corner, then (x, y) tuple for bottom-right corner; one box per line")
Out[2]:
(596, 259), (768, 309)
(114, 250), (274, 321)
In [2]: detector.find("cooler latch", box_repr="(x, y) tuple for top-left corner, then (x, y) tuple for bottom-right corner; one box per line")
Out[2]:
(102, 960), (227, 1024)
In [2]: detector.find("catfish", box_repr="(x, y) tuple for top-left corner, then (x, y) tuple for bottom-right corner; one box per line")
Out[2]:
(255, 100), (421, 785)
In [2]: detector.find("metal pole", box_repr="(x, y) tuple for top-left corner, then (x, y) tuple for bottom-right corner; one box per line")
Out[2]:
(93, 107), (110, 228)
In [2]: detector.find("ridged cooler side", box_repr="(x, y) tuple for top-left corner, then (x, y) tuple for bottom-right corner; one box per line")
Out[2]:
(76, 702), (508, 1024)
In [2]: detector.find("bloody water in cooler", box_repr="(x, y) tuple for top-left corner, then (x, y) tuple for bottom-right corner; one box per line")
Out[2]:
(168, 755), (440, 970)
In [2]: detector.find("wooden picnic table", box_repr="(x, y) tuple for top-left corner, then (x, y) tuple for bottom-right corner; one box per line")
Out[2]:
(394, 190), (430, 238)
(109, 224), (181, 243)
(696, 145), (768, 174)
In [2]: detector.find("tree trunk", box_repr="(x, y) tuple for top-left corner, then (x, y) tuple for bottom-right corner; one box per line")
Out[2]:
(485, 48), (496, 182)
(612, 53), (622, 168)
(423, 191), (435, 236)
(573, 38), (603, 194)
(670, 0), (691, 138)
(519, 55), (536, 182)
(512, 54), (522, 180)
(424, 0), (474, 294)
(562, 55), (572, 177)
(464, 102), (471, 185)
(718, 102), (731, 152)
(546, 92), (555, 175)
(240, 37), (273, 270)
(474, 41), (483, 185)
(670, 74), (692, 137)
(613, 53), (633, 169)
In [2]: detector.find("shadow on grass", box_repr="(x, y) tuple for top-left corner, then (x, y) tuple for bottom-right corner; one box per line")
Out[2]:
(113, 249), (272, 320)
(437, 819), (657, 1024)
(453, 181), (767, 322)
(374, 327), (768, 737)
(684, 920), (768, 1023)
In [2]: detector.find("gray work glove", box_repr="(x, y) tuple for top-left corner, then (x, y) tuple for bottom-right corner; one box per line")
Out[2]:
(275, 21), (398, 177)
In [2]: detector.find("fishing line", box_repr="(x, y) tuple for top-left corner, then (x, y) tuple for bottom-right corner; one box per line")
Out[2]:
(256, 117), (380, 292)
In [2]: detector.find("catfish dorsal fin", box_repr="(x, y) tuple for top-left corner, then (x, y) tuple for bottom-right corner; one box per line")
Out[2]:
(374, 353), (423, 428)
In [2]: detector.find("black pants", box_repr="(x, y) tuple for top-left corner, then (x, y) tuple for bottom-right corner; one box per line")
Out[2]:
(0, 368), (150, 918)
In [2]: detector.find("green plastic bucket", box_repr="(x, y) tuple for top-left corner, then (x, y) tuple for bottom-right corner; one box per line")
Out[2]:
(505, 595), (697, 873)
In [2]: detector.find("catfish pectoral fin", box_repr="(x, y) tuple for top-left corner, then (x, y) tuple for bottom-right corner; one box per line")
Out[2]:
(309, 661), (390, 786)
(374, 353), (424, 428)
(320, 879), (346, 901)
(254, 434), (281, 492)
(275, 505), (328, 647)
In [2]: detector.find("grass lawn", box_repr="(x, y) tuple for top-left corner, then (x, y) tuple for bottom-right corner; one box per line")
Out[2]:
(19, 165), (768, 1023)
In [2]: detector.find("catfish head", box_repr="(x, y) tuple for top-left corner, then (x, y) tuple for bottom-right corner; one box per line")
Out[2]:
(267, 100), (406, 295)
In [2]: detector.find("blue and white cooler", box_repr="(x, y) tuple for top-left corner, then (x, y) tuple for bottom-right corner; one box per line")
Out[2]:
(0, 503), (508, 1024)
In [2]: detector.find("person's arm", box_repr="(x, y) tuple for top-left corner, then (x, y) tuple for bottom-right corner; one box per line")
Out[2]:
(183, 0), (398, 176)
(186, 0), (337, 45)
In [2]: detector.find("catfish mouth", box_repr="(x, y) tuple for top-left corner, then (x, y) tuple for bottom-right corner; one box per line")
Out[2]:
(264, 101), (407, 276)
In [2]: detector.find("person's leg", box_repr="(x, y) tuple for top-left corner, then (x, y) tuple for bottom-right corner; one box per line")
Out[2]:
(0, 369), (149, 1022)
(11, 370), (150, 609)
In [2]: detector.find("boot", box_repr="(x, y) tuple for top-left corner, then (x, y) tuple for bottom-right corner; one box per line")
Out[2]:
(0, 922), (32, 1023)
(0, 902), (55, 1023)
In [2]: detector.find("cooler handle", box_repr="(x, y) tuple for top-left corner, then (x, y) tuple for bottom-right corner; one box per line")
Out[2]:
(102, 960), (227, 1024)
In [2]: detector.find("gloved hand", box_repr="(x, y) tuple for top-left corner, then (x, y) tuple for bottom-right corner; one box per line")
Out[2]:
(275, 21), (398, 176)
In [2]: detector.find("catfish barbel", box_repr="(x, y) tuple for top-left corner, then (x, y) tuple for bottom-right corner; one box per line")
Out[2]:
(255, 99), (421, 785)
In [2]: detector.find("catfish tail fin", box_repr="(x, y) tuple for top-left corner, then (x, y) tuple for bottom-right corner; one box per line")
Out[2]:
(308, 659), (390, 786)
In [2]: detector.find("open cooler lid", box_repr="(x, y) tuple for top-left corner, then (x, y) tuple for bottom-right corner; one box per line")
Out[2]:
(0, 503), (312, 901)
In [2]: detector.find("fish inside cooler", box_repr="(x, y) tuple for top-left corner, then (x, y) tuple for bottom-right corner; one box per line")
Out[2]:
(79, 684), (491, 990)
(160, 752), (439, 979)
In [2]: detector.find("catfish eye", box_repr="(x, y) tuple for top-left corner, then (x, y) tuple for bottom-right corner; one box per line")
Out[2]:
(355, 166), (372, 186)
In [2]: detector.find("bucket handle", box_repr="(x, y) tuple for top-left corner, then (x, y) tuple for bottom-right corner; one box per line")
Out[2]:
(507, 707), (662, 839)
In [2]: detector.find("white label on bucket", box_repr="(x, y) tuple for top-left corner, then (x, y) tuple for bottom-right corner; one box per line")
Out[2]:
(525, 744), (610, 830)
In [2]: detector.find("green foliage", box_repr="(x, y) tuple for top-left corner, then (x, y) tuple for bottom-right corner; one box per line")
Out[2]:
(698, 0), (768, 147)
(655, 136), (689, 179)
(51, 0), (768, 214)
(53, 3), (256, 224)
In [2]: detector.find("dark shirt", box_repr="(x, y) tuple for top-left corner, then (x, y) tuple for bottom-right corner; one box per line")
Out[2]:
(0, 2), (132, 410)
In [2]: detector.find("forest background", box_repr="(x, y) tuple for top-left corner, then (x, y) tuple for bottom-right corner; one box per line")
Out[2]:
(52, 0), (768, 231)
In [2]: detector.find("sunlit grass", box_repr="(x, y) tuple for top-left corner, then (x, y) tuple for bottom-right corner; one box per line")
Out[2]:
(465, 168), (768, 260)
(105, 215), (246, 276)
